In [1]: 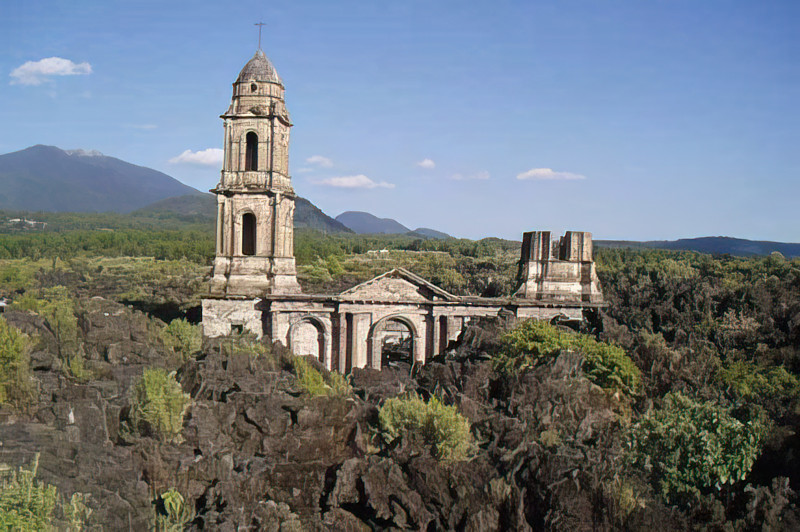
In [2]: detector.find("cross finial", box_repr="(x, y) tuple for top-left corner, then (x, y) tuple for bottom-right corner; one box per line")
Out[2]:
(255, 22), (266, 50)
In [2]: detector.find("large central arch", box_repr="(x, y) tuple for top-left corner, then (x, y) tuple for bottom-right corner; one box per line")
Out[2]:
(367, 315), (418, 370)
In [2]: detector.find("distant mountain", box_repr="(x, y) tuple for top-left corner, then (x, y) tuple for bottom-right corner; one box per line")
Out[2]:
(0, 145), (201, 213)
(136, 193), (352, 233)
(596, 236), (800, 258)
(336, 211), (411, 234)
(294, 197), (352, 233)
(411, 227), (452, 240)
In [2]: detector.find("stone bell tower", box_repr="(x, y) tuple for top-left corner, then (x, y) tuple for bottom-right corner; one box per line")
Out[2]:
(209, 49), (301, 297)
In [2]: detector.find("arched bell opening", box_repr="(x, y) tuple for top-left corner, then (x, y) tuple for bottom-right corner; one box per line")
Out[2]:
(242, 212), (256, 256)
(245, 132), (258, 171)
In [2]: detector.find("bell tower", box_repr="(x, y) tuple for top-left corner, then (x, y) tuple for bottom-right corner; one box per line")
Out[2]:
(209, 49), (301, 296)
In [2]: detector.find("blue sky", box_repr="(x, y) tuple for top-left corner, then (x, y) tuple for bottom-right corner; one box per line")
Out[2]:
(1, 0), (798, 241)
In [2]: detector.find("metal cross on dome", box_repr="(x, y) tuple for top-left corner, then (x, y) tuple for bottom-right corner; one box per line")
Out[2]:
(255, 22), (266, 50)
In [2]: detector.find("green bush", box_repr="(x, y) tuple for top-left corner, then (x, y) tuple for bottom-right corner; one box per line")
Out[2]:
(496, 320), (641, 395)
(626, 392), (765, 504)
(153, 488), (194, 532)
(161, 318), (202, 360)
(221, 331), (269, 358)
(0, 454), (58, 531)
(379, 394), (473, 461)
(129, 368), (191, 442)
(291, 356), (351, 398)
(0, 317), (35, 409)
(11, 286), (83, 378)
(719, 361), (800, 403)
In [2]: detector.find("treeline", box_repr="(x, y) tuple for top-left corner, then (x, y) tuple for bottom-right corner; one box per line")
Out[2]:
(294, 229), (516, 263)
(0, 230), (214, 262)
(0, 224), (517, 266)
(0, 209), (213, 233)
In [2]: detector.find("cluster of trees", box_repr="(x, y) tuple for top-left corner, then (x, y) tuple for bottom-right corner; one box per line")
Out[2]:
(587, 248), (800, 525)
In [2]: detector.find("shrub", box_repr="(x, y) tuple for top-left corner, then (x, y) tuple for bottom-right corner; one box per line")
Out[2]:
(0, 454), (58, 531)
(625, 392), (765, 505)
(291, 356), (351, 398)
(221, 331), (269, 358)
(153, 488), (194, 532)
(129, 368), (191, 442)
(11, 286), (81, 371)
(719, 361), (800, 405)
(65, 492), (92, 531)
(497, 319), (641, 395)
(161, 318), (202, 360)
(0, 316), (35, 409)
(379, 394), (473, 461)
(67, 349), (93, 384)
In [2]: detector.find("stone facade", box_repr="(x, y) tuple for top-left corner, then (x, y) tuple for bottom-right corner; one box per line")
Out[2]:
(202, 49), (606, 372)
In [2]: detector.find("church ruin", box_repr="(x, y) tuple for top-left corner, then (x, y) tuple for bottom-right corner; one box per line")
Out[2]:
(202, 49), (605, 372)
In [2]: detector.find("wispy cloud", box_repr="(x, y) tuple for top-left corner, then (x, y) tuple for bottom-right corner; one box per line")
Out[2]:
(416, 158), (436, 169)
(315, 174), (395, 189)
(127, 124), (158, 130)
(169, 148), (223, 166)
(450, 170), (490, 181)
(306, 155), (334, 168)
(516, 168), (586, 181)
(10, 57), (92, 86)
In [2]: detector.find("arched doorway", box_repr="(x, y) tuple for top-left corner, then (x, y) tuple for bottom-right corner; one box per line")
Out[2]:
(289, 319), (325, 364)
(369, 317), (415, 369)
(245, 132), (258, 171)
(242, 213), (256, 256)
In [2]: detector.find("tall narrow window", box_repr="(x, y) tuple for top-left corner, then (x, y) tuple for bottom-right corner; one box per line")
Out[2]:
(242, 213), (256, 256)
(245, 132), (258, 171)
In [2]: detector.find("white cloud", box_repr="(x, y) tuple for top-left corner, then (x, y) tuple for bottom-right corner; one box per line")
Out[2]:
(169, 148), (224, 166)
(450, 170), (490, 181)
(127, 124), (158, 130)
(306, 155), (333, 168)
(315, 174), (395, 189)
(10, 57), (92, 86)
(416, 158), (436, 169)
(516, 168), (586, 181)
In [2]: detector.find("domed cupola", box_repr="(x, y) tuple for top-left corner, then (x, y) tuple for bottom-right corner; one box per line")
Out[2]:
(237, 50), (282, 85)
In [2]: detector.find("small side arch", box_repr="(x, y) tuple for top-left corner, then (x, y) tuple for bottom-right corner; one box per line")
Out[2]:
(288, 317), (327, 365)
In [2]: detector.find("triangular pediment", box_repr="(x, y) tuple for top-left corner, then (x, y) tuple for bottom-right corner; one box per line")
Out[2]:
(339, 268), (458, 303)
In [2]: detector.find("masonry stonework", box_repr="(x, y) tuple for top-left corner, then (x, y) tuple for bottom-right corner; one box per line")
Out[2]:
(202, 49), (606, 371)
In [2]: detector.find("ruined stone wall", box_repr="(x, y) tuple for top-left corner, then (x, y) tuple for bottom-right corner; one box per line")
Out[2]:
(202, 298), (263, 338)
(515, 231), (603, 303)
